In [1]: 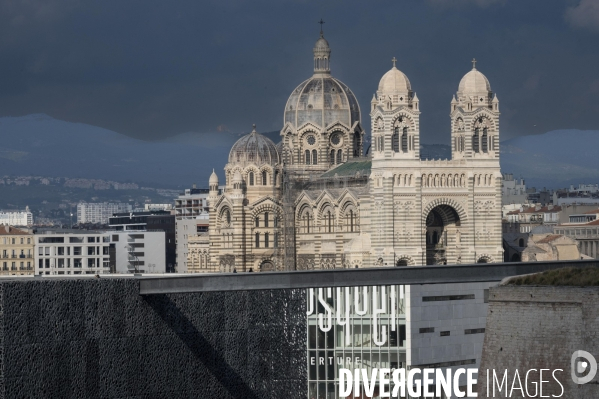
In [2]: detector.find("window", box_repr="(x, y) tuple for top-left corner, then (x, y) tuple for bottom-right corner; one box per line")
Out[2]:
(440, 331), (450, 337)
(274, 232), (278, 248)
(20, 238), (23, 244)
(330, 149), (335, 164)
(58, 247), (64, 255)
(264, 212), (269, 227)
(11, 262), (16, 271)
(255, 233), (260, 248)
(274, 170), (279, 185)
(38, 246), (43, 256)
(87, 247), (96, 255)
(312, 149), (317, 165)
(305, 150), (310, 165)
(27, 262), (31, 270)
(2, 262), (6, 271)
(336, 149), (342, 164)
(255, 217), (259, 228)
(58, 259), (64, 268)
(392, 127), (400, 152)
(87, 237), (96, 243)
(249, 172), (254, 186)
(482, 127), (488, 153)
(112, 234), (119, 242)
(419, 327), (434, 333)
(44, 247), (50, 256)
(473, 128), (480, 153)
(349, 210), (354, 232)
(11, 238), (15, 244)
(73, 247), (82, 256)
(87, 258), (95, 268)
(265, 233), (269, 248)
(401, 127), (408, 152)
(262, 170), (267, 185)
(327, 210), (332, 233)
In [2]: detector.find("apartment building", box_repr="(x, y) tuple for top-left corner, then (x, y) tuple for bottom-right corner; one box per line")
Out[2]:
(34, 230), (111, 275)
(77, 202), (132, 224)
(0, 225), (34, 275)
(175, 187), (211, 273)
(0, 208), (33, 226)
(109, 231), (166, 273)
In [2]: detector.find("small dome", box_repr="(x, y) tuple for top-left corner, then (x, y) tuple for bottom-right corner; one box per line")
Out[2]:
(209, 169), (219, 185)
(314, 36), (330, 51)
(458, 67), (491, 97)
(228, 125), (280, 167)
(377, 66), (412, 96)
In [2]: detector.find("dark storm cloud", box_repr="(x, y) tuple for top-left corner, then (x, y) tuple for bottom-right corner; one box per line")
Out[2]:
(0, 0), (597, 143)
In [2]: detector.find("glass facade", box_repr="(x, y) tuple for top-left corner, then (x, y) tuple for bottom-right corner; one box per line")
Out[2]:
(307, 285), (406, 398)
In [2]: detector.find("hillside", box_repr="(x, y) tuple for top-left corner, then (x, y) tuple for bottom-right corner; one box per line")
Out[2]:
(0, 115), (597, 189)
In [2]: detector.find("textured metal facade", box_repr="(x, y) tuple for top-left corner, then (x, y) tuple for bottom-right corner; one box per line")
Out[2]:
(0, 278), (306, 399)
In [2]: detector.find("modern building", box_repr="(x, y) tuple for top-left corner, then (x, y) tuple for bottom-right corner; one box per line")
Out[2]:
(175, 187), (210, 272)
(77, 202), (132, 224)
(0, 208), (33, 226)
(501, 173), (527, 205)
(34, 229), (111, 275)
(554, 208), (599, 259)
(306, 282), (494, 398)
(0, 225), (34, 275)
(108, 230), (166, 273)
(143, 204), (173, 212)
(109, 210), (175, 272)
(205, 31), (502, 272)
(504, 204), (562, 233)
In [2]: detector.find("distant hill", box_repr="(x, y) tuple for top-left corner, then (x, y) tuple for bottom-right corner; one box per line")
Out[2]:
(0, 115), (596, 189)
(500, 129), (599, 189)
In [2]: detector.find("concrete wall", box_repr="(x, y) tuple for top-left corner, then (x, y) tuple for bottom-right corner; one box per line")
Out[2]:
(0, 278), (306, 398)
(479, 286), (599, 398)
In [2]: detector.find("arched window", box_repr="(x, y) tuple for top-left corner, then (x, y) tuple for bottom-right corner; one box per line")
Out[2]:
(312, 149), (318, 165)
(274, 170), (279, 185)
(473, 128), (480, 153)
(330, 150), (335, 164)
(519, 238), (524, 247)
(262, 170), (267, 185)
(224, 209), (231, 225)
(327, 210), (332, 233)
(255, 217), (259, 227)
(274, 217), (278, 228)
(392, 127), (400, 152)
(274, 233), (278, 248)
(401, 127), (408, 152)
(432, 231), (438, 245)
(336, 149), (342, 164)
(264, 233), (269, 248)
(349, 210), (354, 232)
(264, 212), (269, 227)
(305, 213), (311, 233)
(305, 150), (310, 165)
(482, 127), (488, 153)
(255, 233), (260, 248)
(353, 131), (360, 156)
(249, 172), (254, 186)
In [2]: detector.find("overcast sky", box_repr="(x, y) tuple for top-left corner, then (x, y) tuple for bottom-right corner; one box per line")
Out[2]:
(0, 0), (597, 144)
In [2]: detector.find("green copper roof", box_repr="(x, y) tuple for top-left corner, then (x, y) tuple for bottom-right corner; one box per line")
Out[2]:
(320, 160), (371, 178)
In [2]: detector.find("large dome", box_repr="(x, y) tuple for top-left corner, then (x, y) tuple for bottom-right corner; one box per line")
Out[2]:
(284, 76), (360, 129)
(377, 66), (412, 97)
(283, 33), (361, 130)
(228, 126), (280, 166)
(458, 67), (491, 97)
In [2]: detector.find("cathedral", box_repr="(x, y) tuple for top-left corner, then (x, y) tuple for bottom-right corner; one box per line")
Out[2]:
(202, 30), (502, 272)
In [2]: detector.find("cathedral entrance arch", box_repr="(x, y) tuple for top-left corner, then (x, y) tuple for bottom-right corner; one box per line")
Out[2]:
(423, 203), (462, 265)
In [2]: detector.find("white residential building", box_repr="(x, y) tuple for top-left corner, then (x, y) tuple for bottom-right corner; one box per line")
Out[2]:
(34, 230), (111, 275)
(109, 230), (166, 273)
(77, 202), (132, 224)
(0, 207), (33, 226)
(175, 187), (210, 272)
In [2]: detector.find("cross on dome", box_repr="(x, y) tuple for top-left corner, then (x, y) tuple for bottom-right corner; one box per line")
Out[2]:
(392, 57), (397, 68)
(318, 19), (325, 35)
(472, 58), (477, 70)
